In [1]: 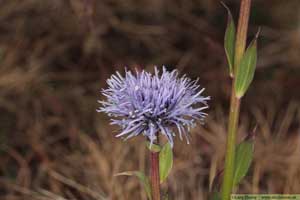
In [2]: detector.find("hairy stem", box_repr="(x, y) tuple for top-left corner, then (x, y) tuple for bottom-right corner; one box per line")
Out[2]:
(221, 0), (251, 200)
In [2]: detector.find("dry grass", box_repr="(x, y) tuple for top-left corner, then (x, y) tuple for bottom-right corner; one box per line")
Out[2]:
(1, 0), (300, 199)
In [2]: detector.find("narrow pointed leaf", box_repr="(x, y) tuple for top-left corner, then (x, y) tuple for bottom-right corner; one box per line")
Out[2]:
(223, 2), (236, 77)
(146, 141), (161, 152)
(159, 143), (173, 183)
(115, 171), (152, 200)
(235, 36), (258, 98)
(233, 141), (254, 186)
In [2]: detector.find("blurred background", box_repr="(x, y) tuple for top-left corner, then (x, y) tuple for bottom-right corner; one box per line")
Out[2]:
(1, 0), (300, 199)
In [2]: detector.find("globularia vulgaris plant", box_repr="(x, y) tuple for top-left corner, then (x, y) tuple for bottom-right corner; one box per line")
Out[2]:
(217, 0), (259, 200)
(98, 67), (210, 199)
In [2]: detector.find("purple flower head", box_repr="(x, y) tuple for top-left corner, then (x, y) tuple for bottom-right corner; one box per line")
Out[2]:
(97, 67), (210, 147)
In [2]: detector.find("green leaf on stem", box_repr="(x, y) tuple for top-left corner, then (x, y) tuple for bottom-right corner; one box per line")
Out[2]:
(115, 171), (152, 200)
(159, 143), (173, 183)
(234, 33), (259, 98)
(146, 141), (161, 153)
(233, 141), (254, 186)
(222, 2), (236, 77)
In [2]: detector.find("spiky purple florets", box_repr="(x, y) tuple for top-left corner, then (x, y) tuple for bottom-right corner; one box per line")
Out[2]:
(97, 67), (210, 147)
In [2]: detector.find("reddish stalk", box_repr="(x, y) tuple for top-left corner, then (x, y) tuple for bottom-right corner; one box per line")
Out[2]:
(150, 151), (160, 200)
(150, 135), (160, 200)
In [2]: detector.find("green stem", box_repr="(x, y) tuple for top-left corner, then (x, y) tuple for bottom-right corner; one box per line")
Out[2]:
(221, 0), (251, 199)
(221, 89), (240, 200)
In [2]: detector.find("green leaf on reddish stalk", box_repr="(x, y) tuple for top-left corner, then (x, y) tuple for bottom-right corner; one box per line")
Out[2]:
(115, 171), (152, 200)
(233, 141), (254, 186)
(159, 143), (173, 183)
(235, 33), (259, 98)
(222, 2), (236, 77)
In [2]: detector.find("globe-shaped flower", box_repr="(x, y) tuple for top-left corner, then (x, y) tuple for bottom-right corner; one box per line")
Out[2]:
(97, 67), (210, 147)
